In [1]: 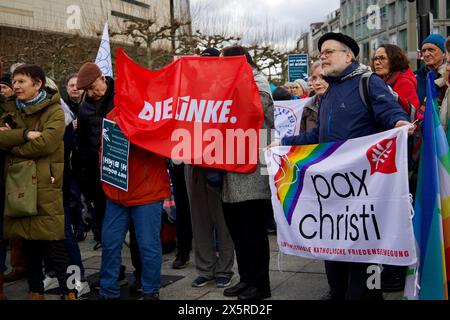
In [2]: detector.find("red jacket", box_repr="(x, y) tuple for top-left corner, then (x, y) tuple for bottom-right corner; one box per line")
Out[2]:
(101, 110), (171, 207)
(386, 68), (420, 117)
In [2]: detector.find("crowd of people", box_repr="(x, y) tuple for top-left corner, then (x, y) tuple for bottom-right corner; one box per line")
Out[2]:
(0, 29), (448, 300)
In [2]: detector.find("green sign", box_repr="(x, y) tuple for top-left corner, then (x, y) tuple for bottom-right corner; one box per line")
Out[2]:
(288, 54), (308, 82)
(101, 119), (130, 191)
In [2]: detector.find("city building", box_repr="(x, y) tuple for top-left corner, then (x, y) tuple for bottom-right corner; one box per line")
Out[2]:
(297, 10), (340, 63)
(0, 0), (191, 47)
(340, 0), (450, 67)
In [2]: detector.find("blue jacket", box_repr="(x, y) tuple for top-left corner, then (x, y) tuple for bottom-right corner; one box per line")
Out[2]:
(416, 64), (446, 108)
(282, 62), (408, 145)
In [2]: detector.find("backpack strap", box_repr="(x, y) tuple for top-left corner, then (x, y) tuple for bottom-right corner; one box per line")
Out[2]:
(359, 72), (373, 113)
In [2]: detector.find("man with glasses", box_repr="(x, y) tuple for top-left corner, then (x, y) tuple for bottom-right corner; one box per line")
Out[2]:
(416, 34), (447, 119)
(281, 32), (413, 300)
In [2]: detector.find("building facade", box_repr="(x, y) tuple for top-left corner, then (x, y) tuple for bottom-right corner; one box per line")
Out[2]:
(297, 0), (450, 69)
(340, 0), (450, 66)
(0, 0), (191, 46)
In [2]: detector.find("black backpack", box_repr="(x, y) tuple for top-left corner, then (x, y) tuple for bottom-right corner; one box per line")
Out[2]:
(358, 72), (416, 123)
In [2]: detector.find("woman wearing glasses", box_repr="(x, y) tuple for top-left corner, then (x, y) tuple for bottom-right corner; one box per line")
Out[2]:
(371, 44), (420, 293)
(371, 44), (419, 116)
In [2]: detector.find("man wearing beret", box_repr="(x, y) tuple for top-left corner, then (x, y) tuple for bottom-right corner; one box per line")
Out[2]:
(281, 32), (413, 300)
(76, 63), (130, 288)
(416, 34), (447, 121)
(76, 63), (113, 246)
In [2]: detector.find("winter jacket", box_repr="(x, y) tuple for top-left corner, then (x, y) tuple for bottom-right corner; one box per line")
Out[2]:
(282, 62), (408, 145)
(221, 69), (274, 203)
(300, 95), (320, 134)
(101, 110), (171, 207)
(0, 88), (66, 240)
(416, 63), (447, 116)
(385, 68), (420, 116)
(77, 76), (114, 198)
(439, 73), (450, 133)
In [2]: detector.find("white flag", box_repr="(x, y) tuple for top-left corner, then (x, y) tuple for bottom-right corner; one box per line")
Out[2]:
(95, 22), (113, 77)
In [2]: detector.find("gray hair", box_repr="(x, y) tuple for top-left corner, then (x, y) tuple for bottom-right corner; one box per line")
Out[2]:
(10, 62), (25, 73)
(340, 43), (356, 60)
(310, 61), (322, 72)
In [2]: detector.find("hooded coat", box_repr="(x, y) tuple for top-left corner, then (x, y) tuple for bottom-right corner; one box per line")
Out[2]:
(0, 88), (65, 240)
(385, 68), (420, 116)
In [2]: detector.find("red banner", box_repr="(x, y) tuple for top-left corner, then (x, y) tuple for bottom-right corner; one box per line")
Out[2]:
(114, 48), (263, 173)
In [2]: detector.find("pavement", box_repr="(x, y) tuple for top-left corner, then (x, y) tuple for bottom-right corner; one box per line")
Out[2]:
(2, 232), (404, 300)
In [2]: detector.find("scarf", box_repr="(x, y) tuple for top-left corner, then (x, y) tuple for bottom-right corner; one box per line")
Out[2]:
(15, 90), (47, 112)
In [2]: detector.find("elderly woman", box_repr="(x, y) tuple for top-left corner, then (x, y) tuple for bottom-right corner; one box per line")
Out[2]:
(300, 61), (329, 134)
(371, 44), (420, 293)
(0, 64), (76, 300)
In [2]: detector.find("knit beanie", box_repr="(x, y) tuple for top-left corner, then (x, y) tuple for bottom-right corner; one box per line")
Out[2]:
(294, 79), (308, 92)
(422, 34), (447, 53)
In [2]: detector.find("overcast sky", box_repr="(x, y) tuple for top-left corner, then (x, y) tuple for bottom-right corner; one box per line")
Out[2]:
(190, 0), (341, 49)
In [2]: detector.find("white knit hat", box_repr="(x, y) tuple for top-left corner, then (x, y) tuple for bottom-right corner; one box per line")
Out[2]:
(294, 79), (308, 92)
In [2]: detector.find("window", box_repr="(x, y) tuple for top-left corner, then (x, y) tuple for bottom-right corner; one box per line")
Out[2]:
(388, 3), (395, 27)
(380, 6), (386, 27)
(362, 15), (369, 37)
(430, 0), (439, 19)
(111, 10), (148, 24)
(389, 33), (398, 45)
(362, 42), (370, 64)
(397, 0), (407, 23)
(398, 29), (407, 51)
(447, 0), (450, 18)
(355, 18), (361, 39)
(355, 0), (361, 15)
(348, 23), (354, 38)
(361, 0), (368, 13)
(120, 0), (150, 9)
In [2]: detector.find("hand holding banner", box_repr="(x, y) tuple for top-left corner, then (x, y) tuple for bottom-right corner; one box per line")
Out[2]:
(266, 127), (417, 266)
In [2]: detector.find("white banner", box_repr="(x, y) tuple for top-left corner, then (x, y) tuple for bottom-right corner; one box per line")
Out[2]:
(266, 127), (417, 266)
(274, 99), (309, 139)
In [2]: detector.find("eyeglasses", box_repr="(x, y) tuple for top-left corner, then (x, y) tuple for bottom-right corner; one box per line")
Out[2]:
(372, 56), (388, 63)
(319, 49), (347, 59)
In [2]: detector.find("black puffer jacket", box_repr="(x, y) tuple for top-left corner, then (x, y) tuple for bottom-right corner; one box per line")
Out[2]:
(77, 76), (114, 197)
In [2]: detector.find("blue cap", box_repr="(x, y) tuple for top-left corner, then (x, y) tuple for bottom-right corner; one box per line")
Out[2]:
(422, 34), (447, 53)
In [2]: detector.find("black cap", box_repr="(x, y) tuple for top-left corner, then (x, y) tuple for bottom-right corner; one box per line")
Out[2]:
(318, 32), (360, 58)
(201, 48), (220, 57)
(0, 73), (12, 89)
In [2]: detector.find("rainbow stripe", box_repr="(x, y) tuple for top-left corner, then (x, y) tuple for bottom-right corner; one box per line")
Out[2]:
(274, 141), (344, 225)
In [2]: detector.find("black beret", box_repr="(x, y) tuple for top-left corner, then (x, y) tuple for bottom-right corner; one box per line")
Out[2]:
(318, 32), (360, 58)
(201, 48), (220, 57)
